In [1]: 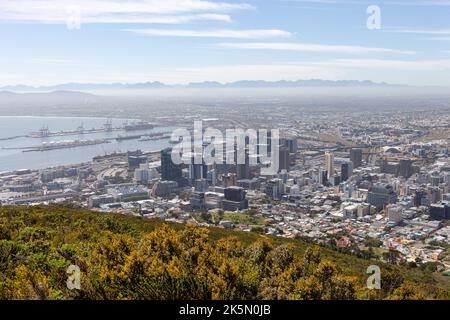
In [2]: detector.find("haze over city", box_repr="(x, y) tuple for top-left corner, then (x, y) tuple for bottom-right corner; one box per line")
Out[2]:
(1, 0), (450, 307)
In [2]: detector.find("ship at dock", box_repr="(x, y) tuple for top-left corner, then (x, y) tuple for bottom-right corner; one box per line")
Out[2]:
(115, 134), (142, 141)
(123, 121), (154, 131)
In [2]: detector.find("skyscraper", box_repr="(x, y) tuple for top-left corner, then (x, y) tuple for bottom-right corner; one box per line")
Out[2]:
(160, 148), (182, 182)
(189, 163), (208, 182)
(286, 138), (298, 154)
(350, 148), (363, 168)
(414, 189), (427, 207)
(236, 147), (250, 179)
(367, 184), (398, 209)
(279, 147), (290, 173)
(340, 162), (350, 182)
(257, 129), (272, 156)
(398, 159), (413, 179)
(281, 137), (298, 154)
(325, 152), (334, 179)
(319, 168), (328, 186)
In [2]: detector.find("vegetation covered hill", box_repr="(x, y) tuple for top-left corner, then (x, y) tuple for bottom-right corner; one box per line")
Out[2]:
(0, 205), (448, 300)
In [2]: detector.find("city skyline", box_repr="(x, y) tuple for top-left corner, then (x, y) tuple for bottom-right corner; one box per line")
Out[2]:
(1, 0), (450, 86)
(2, 0), (450, 305)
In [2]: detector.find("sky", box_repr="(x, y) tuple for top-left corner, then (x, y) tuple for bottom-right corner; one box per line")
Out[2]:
(1, 0), (450, 86)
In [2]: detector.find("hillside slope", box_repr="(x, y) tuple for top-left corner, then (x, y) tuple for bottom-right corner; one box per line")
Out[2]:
(0, 205), (448, 300)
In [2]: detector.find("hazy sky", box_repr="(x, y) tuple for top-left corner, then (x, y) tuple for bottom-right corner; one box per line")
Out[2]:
(1, 0), (450, 86)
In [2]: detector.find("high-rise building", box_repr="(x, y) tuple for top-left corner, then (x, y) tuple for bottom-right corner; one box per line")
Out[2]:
(286, 138), (298, 154)
(160, 148), (182, 181)
(431, 174), (441, 187)
(414, 189), (427, 207)
(428, 186), (442, 204)
(357, 203), (371, 218)
(134, 162), (151, 183)
(278, 169), (289, 183)
(279, 147), (290, 173)
(367, 184), (398, 209)
(429, 202), (450, 220)
(222, 186), (248, 211)
(381, 159), (399, 175)
(387, 205), (403, 223)
(398, 159), (413, 179)
(318, 169), (328, 186)
(349, 148), (363, 168)
(340, 162), (350, 182)
(236, 147), (250, 180)
(325, 152), (334, 179)
(128, 150), (147, 170)
(224, 186), (246, 202)
(329, 175), (341, 187)
(257, 129), (272, 156)
(189, 163), (208, 182)
(281, 137), (298, 153)
(265, 178), (283, 200)
(236, 163), (250, 179)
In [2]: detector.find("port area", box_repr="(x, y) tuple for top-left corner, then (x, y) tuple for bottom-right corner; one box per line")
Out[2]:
(26, 120), (155, 139)
(0, 121), (168, 153)
(3, 139), (113, 152)
(0, 120), (158, 141)
(0, 131), (172, 153)
(27, 127), (122, 138)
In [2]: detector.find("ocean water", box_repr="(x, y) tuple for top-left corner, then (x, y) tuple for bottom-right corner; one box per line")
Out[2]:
(0, 116), (172, 171)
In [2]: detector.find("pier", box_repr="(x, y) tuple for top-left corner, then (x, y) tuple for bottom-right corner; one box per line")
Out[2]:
(28, 124), (123, 138)
(3, 139), (112, 152)
(0, 120), (158, 141)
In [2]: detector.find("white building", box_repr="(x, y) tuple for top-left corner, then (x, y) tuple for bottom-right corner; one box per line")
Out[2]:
(134, 163), (160, 183)
(387, 205), (403, 223)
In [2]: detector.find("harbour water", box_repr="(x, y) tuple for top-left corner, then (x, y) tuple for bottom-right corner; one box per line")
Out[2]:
(0, 116), (173, 171)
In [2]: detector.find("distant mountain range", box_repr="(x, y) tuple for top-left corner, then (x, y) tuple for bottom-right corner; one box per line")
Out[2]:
(0, 79), (397, 92)
(0, 90), (99, 106)
(0, 90), (96, 99)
